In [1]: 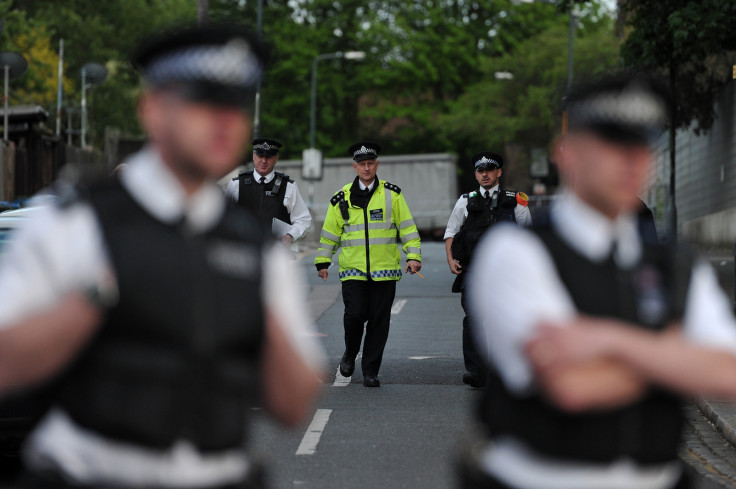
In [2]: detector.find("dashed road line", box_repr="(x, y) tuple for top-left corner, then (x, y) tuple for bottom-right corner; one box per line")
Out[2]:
(296, 409), (332, 455)
(391, 298), (408, 315)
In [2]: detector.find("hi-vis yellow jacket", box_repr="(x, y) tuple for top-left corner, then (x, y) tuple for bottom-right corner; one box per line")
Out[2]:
(315, 179), (422, 281)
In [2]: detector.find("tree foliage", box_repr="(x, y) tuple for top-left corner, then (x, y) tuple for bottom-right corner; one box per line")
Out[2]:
(620, 0), (736, 134)
(4, 0), (619, 175)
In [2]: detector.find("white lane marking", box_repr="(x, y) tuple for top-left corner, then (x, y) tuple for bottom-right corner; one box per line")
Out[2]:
(391, 298), (407, 315)
(296, 409), (332, 455)
(408, 356), (439, 360)
(333, 365), (351, 387)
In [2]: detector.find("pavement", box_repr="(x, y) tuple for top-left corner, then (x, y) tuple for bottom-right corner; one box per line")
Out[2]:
(682, 247), (736, 488)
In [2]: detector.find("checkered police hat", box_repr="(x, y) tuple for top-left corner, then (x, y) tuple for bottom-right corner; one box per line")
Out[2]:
(472, 152), (503, 170)
(131, 23), (268, 108)
(252, 137), (282, 156)
(565, 73), (670, 144)
(348, 141), (382, 162)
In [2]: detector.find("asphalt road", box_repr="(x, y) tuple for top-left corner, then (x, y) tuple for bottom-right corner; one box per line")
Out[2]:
(249, 242), (478, 489)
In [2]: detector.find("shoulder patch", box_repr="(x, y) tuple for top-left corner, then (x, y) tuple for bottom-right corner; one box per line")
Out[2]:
(468, 191), (478, 198)
(461, 193), (468, 199)
(330, 190), (345, 206)
(383, 181), (401, 194)
(504, 189), (516, 198)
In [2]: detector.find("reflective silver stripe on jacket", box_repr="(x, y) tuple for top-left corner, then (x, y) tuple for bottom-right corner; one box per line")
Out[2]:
(321, 230), (340, 242)
(399, 218), (416, 230)
(400, 231), (420, 243)
(341, 237), (398, 248)
(343, 222), (397, 233)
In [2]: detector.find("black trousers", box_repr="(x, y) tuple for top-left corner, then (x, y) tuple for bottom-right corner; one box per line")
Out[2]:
(342, 279), (397, 377)
(460, 287), (486, 375)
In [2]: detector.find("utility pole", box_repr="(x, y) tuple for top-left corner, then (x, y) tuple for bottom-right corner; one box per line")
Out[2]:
(197, 0), (209, 26)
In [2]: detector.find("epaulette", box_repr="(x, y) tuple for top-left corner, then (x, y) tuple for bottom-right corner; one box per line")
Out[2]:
(330, 190), (346, 206)
(275, 172), (294, 184)
(461, 193), (468, 199)
(234, 170), (254, 183)
(383, 181), (401, 194)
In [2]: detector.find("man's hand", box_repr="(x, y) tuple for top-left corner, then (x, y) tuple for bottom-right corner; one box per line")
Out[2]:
(448, 259), (462, 275)
(280, 234), (294, 246)
(318, 269), (328, 281)
(525, 319), (613, 372)
(405, 260), (422, 274)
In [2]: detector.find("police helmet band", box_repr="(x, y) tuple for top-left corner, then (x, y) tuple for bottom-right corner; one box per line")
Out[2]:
(144, 39), (262, 90)
(353, 146), (378, 159)
(474, 156), (500, 169)
(566, 86), (667, 138)
(254, 142), (277, 152)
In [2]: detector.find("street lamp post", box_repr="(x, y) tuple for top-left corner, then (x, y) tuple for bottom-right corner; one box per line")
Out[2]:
(309, 51), (365, 149)
(306, 50), (365, 209)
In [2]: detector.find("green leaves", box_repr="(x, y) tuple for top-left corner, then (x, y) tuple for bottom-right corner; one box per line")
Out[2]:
(621, 0), (736, 134)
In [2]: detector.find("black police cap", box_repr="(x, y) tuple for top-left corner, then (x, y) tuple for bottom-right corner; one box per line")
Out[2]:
(252, 137), (282, 157)
(472, 152), (503, 170)
(131, 23), (269, 109)
(348, 141), (382, 162)
(565, 73), (669, 145)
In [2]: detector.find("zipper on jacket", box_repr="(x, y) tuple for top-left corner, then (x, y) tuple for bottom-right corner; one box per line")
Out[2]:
(363, 206), (371, 279)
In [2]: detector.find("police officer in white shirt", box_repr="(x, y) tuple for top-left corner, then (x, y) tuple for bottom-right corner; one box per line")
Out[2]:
(444, 152), (531, 388)
(225, 137), (311, 246)
(463, 74), (736, 489)
(0, 23), (323, 489)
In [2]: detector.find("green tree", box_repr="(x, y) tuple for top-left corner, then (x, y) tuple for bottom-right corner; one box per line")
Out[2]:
(5, 0), (195, 145)
(436, 1), (620, 190)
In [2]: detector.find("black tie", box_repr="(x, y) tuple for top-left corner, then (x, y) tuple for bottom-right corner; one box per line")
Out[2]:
(484, 191), (490, 199)
(259, 176), (266, 184)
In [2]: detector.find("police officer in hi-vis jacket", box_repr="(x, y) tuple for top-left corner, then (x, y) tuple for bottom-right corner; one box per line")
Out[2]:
(315, 141), (421, 387)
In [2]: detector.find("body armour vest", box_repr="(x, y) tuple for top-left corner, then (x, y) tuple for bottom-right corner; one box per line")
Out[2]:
(479, 222), (693, 465)
(451, 189), (517, 268)
(57, 178), (266, 452)
(236, 171), (291, 232)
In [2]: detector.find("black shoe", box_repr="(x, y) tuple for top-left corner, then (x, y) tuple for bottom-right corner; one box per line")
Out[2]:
(363, 375), (380, 387)
(339, 354), (355, 377)
(462, 371), (486, 389)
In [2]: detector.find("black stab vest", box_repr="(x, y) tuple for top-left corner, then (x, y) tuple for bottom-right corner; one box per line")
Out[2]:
(236, 171), (291, 232)
(57, 179), (266, 451)
(451, 189), (517, 268)
(479, 223), (693, 465)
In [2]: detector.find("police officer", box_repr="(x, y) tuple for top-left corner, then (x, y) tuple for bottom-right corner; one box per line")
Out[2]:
(0, 23), (323, 489)
(225, 137), (312, 246)
(463, 74), (736, 489)
(444, 152), (531, 388)
(315, 141), (422, 387)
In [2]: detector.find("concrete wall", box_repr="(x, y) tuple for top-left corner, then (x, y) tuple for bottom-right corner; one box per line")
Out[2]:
(221, 153), (458, 241)
(646, 82), (736, 247)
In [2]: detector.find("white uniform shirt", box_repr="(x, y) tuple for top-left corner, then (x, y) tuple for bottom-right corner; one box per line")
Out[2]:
(467, 191), (736, 489)
(443, 184), (532, 240)
(224, 169), (311, 240)
(0, 146), (323, 487)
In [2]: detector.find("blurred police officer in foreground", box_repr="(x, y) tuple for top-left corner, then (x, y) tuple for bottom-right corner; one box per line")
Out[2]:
(225, 137), (311, 246)
(461, 73), (736, 489)
(315, 141), (422, 387)
(0, 23), (323, 489)
(444, 152), (531, 388)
